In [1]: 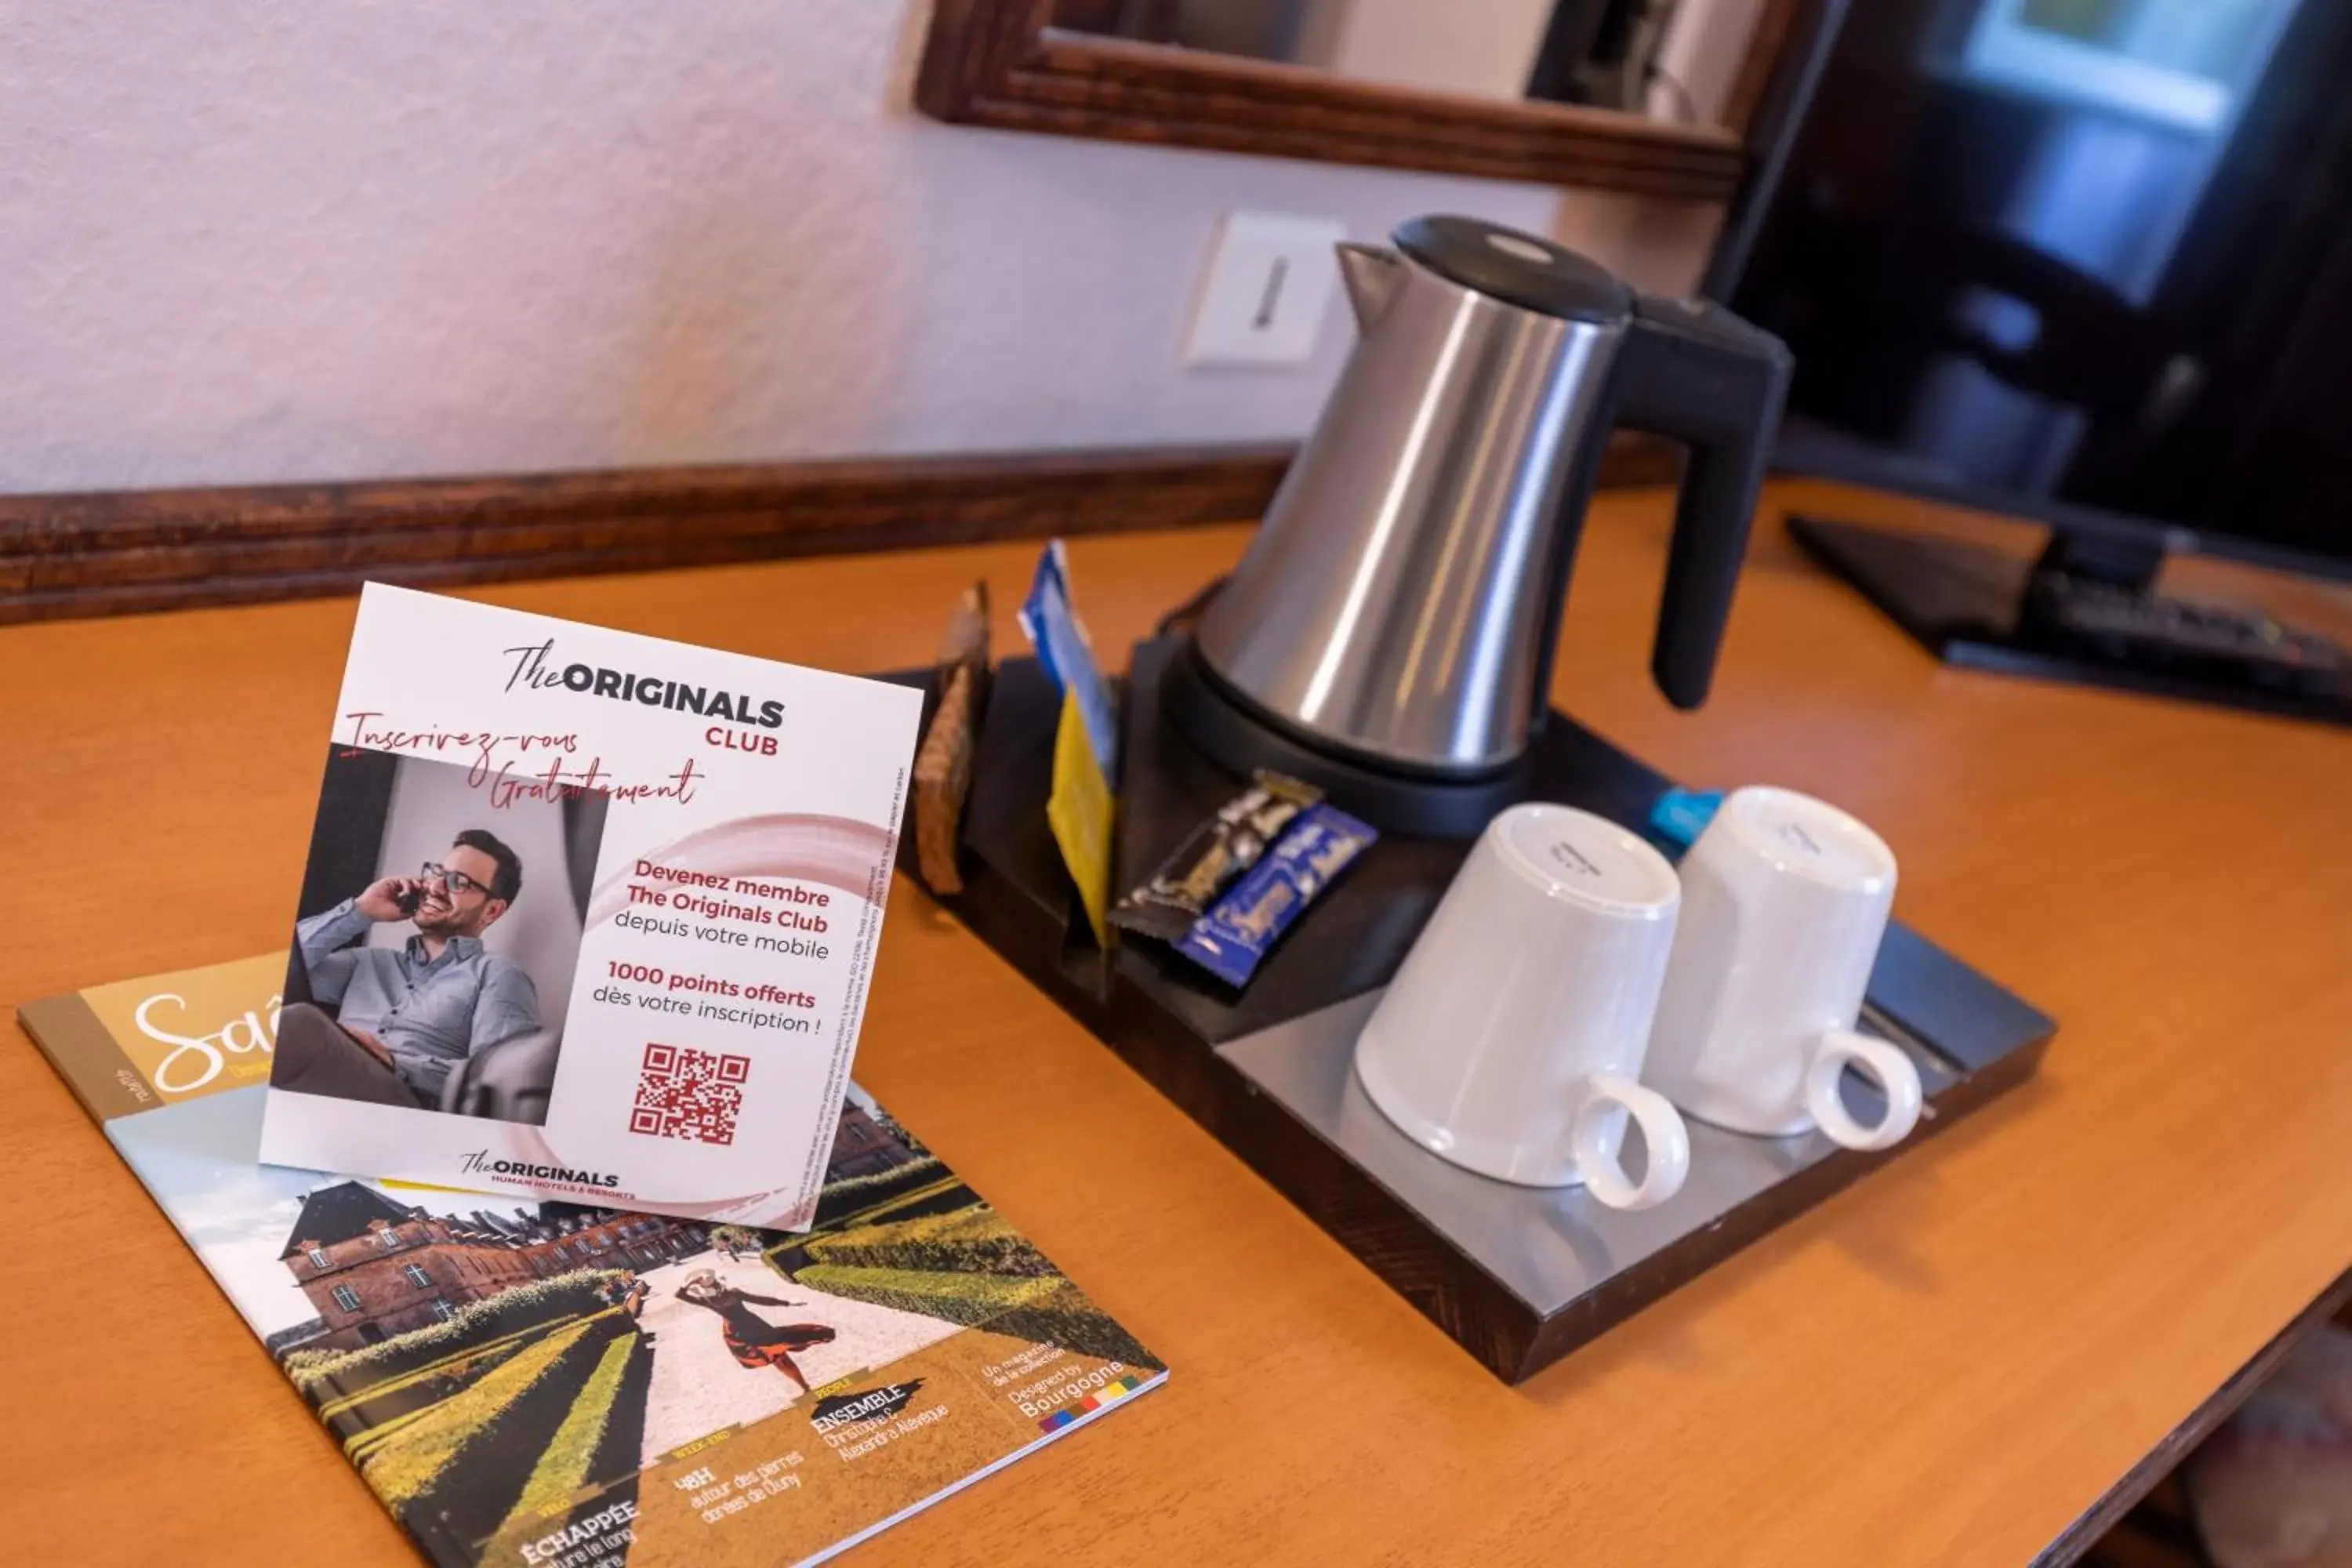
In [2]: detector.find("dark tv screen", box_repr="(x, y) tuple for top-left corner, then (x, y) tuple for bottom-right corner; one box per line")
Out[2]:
(1729, 0), (2352, 574)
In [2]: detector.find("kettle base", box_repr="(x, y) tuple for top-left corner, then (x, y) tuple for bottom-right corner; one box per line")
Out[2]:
(1161, 642), (1531, 839)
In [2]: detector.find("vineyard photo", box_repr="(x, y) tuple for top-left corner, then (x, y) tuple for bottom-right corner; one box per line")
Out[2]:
(187, 1086), (1162, 1564)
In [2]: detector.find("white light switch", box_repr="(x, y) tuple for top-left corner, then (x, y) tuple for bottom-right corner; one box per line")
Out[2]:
(1183, 211), (1348, 368)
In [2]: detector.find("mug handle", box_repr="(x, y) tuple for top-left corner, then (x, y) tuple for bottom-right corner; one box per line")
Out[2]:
(1804, 1030), (1923, 1152)
(1570, 1074), (1692, 1211)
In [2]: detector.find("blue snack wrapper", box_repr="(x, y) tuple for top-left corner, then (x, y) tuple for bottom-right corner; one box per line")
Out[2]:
(1017, 540), (1120, 779)
(1173, 802), (1377, 988)
(1648, 786), (1725, 850)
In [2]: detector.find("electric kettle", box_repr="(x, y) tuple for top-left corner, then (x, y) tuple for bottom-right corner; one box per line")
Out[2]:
(1168, 214), (1790, 832)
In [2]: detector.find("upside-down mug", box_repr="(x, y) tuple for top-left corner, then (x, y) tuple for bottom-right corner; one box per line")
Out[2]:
(1643, 786), (1922, 1151)
(1355, 803), (1692, 1210)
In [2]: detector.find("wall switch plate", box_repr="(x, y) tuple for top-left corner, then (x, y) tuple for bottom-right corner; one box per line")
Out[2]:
(1183, 211), (1348, 368)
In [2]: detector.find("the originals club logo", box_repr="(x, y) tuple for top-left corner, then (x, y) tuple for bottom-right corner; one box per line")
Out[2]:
(459, 1149), (622, 1189)
(501, 638), (786, 730)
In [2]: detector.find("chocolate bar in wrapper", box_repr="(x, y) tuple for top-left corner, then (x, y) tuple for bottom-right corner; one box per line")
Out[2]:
(1171, 803), (1377, 988)
(1109, 771), (1321, 942)
(912, 580), (992, 895)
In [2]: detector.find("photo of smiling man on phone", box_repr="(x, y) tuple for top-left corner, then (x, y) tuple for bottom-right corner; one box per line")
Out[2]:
(274, 829), (543, 1110)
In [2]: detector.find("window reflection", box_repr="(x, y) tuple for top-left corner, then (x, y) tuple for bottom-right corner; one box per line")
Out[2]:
(1958, 0), (2299, 131)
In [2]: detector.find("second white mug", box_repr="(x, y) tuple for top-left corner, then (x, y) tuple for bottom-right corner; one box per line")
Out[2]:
(1644, 786), (1923, 1151)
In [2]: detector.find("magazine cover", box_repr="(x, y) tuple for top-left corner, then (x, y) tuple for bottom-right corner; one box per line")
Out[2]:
(20, 954), (1166, 1568)
(259, 583), (924, 1231)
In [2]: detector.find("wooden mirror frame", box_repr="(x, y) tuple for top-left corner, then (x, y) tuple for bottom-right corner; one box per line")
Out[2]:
(916, 0), (1809, 201)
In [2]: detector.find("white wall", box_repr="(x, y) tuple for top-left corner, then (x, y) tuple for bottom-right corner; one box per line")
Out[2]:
(0, 0), (1598, 494)
(371, 757), (584, 1039)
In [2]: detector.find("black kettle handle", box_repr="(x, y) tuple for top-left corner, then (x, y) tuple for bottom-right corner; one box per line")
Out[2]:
(1613, 296), (1793, 709)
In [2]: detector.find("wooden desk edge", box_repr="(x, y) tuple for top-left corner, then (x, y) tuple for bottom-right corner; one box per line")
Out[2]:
(2038, 1267), (2352, 1566)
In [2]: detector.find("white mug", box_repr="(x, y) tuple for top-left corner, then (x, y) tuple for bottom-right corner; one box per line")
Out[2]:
(1644, 786), (1922, 1151)
(1355, 803), (1692, 1209)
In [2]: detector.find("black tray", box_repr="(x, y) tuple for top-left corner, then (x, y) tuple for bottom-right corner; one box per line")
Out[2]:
(896, 637), (2054, 1382)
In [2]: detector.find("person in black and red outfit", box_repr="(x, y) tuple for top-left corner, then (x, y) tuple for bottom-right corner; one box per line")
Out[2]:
(674, 1269), (835, 1394)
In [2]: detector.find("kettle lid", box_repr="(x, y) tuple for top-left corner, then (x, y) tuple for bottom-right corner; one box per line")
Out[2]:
(1394, 215), (1632, 325)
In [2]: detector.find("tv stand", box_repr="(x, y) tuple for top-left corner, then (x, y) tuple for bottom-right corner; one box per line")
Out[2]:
(1787, 514), (2352, 726)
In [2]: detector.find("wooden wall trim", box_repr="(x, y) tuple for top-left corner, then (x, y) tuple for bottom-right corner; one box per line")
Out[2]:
(0, 438), (1677, 626)
(0, 446), (1289, 626)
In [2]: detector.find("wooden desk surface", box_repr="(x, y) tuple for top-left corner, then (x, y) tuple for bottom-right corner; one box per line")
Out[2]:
(4, 482), (2349, 1566)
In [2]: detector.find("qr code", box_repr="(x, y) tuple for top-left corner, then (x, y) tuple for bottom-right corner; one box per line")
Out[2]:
(629, 1044), (750, 1145)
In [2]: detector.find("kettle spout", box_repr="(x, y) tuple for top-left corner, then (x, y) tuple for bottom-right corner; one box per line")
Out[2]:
(1336, 243), (1403, 333)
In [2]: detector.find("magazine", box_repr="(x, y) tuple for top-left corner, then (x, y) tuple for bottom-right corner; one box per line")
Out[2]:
(19, 953), (1165, 1568)
(261, 583), (925, 1230)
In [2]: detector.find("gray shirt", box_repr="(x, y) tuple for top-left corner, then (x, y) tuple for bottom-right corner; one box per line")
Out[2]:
(294, 900), (543, 1103)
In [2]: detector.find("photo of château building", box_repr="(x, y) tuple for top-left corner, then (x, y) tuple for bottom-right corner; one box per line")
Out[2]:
(277, 1098), (917, 1350)
(829, 1098), (919, 1180)
(280, 1184), (708, 1349)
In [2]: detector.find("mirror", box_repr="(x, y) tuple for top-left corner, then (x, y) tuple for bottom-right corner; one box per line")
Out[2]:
(917, 0), (1823, 200)
(1062, 0), (1733, 123)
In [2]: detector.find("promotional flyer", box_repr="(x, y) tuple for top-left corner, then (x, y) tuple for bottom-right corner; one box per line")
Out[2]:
(259, 584), (924, 1231)
(19, 953), (1166, 1568)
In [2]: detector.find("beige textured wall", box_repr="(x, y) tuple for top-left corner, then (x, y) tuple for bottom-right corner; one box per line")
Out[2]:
(0, 0), (1728, 495)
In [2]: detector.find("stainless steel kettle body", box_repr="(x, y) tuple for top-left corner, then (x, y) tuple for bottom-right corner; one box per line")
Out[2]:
(1192, 215), (1791, 779)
